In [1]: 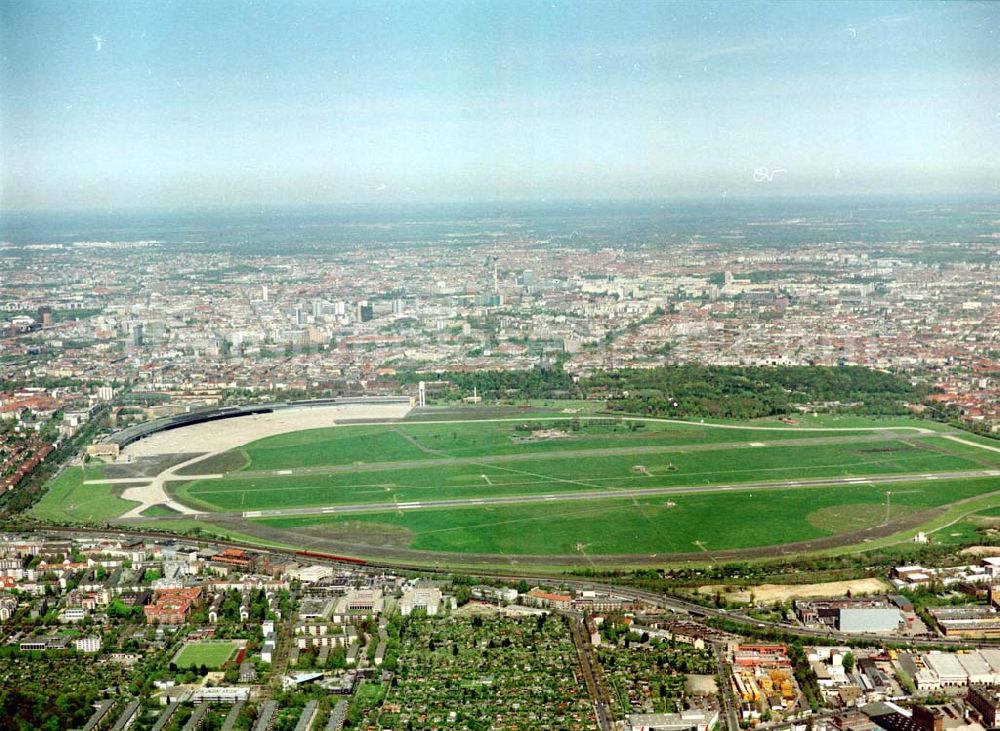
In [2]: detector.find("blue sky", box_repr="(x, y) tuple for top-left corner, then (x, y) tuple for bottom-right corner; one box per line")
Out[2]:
(1, 0), (997, 209)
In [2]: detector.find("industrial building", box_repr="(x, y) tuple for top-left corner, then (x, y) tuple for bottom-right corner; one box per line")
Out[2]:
(929, 606), (1000, 638)
(795, 597), (909, 633)
(913, 650), (1000, 689)
(838, 608), (905, 634)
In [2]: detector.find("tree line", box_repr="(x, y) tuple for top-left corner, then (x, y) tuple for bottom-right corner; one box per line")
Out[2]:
(401, 363), (926, 419)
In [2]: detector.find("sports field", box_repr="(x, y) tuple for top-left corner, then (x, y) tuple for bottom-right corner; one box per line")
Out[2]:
(171, 640), (240, 669)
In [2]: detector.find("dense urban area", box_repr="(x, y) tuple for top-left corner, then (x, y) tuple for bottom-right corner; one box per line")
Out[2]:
(2, 204), (998, 427)
(8, 530), (1000, 730)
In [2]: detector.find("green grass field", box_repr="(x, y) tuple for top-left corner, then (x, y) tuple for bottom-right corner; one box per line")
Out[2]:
(33, 409), (1000, 562)
(171, 640), (240, 669)
(30, 467), (141, 523)
(225, 416), (939, 472)
(140, 504), (182, 517)
(254, 476), (1000, 555)
(176, 434), (994, 513)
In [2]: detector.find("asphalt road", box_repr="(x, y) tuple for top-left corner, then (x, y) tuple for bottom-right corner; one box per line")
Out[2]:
(568, 616), (615, 731)
(714, 641), (741, 731)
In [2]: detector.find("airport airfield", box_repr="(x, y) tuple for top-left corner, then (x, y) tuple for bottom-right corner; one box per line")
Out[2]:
(32, 400), (1000, 568)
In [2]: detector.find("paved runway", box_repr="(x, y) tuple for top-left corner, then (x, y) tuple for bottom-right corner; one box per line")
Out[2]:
(227, 431), (932, 480)
(121, 467), (1000, 520)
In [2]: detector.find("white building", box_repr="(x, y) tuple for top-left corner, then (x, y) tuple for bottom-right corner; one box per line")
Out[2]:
(192, 686), (250, 704)
(399, 587), (443, 616)
(287, 565), (333, 583)
(74, 636), (102, 653)
(262, 631), (277, 664)
(628, 710), (720, 731)
(333, 589), (384, 621)
(0, 595), (17, 621)
(62, 607), (87, 623)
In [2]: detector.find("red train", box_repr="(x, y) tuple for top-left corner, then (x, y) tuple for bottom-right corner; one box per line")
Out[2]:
(294, 549), (368, 566)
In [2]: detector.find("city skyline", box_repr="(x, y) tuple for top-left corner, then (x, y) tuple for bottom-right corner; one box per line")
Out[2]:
(1, 0), (998, 210)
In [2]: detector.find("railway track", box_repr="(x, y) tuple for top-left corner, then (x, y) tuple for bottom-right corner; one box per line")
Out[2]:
(12, 522), (1000, 650)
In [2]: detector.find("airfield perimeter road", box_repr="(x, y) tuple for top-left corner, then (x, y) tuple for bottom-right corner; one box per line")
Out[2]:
(190, 468), (1000, 520)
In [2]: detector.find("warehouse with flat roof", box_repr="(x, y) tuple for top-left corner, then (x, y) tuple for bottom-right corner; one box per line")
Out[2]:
(837, 608), (903, 634)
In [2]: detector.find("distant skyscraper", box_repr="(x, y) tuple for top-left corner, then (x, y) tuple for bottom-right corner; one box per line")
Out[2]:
(262, 284), (269, 302)
(131, 322), (144, 347)
(38, 306), (53, 327)
(485, 255), (499, 293)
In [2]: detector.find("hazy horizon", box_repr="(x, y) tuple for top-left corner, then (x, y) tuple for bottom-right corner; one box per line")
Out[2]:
(4, 190), (998, 216)
(2, 0), (998, 210)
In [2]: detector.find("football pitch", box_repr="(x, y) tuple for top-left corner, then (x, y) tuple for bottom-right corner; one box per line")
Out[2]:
(171, 640), (240, 669)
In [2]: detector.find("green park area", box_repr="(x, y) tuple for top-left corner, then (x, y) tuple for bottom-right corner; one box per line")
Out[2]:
(29, 466), (140, 524)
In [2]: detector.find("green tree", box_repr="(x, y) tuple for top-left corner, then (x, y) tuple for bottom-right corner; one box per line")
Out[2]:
(842, 651), (855, 674)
